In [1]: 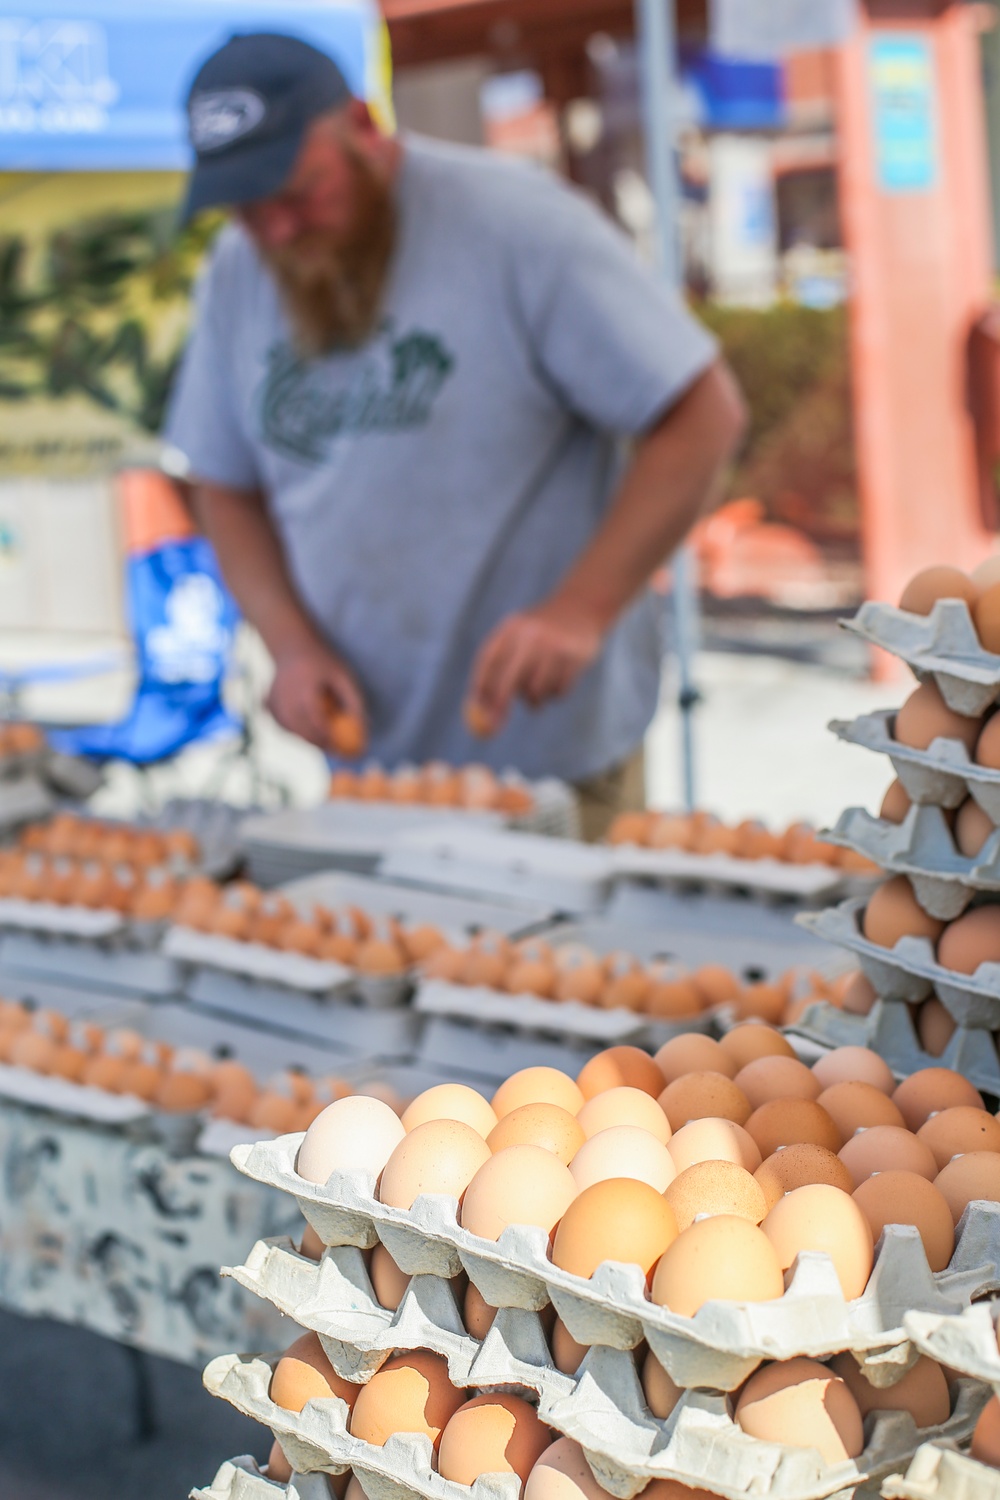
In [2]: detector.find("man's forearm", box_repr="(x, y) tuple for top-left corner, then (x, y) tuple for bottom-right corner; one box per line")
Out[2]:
(550, 359), (747, 628)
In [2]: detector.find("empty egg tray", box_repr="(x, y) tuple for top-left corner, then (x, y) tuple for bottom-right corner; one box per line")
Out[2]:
(230, 1136), (1000, 1393)
(824, 806), (1000, 921)
(842, 601), (1000, 720)
(830, 713), (1000, 822)
(882, 1444), (1000, 1500)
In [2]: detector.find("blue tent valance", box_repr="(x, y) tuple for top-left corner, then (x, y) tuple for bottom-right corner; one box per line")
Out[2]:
(0, 0), (383, 171)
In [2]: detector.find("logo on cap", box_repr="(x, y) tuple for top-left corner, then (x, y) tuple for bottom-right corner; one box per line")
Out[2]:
(189, 88), (266, 152)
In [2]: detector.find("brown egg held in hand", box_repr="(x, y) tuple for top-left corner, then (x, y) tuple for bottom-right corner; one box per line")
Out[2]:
(551, 1178), (678, 1283)
(893, 683), (980, 755)
(852, 1170), (955, 1271)
(655, 1033), (736, 1082)
(735, 1358), (864, 1465)
(401, 1083), (498, 1138)
(576, 1086), (670, 1143)
(650, 1215), (784, 1316)
(378, 1120), (491, 1210)
(754, 1144), (855, 1212)
(488, 1104), (585, 1165)
(917, 1106), (1000, 1170)
(665, 1159), (768, 1231)
(491, 1068), (584, 1120)
(438, 1394), (552, 1490)
(762, 1184), (874, 1299)
(668, 1117), (762, 1175)
(830, 1352), (950, 1428)
(570, 1126), (676, 1193)
(350, 1351), (463, 1450)
(938, 906), (1000, 975)
(658, 1072), (751, 1130)
(461, 1146), (577, 1242)
(838, 1125), (939, 1189)
(718, 1024), (796, 1071)
(812, 1046), (895, 1095)
(899, 566), (978, 616)
(893, 1068), (985, 1131)
(270, 1330), (359, 1413)
(734, 1056), (821, 1110)
(935, 1152), (1000, 1225)
(863, 877), (945, 950)
(576, 1045), (665, 1100)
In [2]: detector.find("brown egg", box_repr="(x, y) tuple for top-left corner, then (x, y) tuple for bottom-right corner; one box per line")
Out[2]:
(402, 924), (446, 963)
(894, 683), (980, 755)
(972, 1395), (1000, 1468)
(550, 1318), (587, 1375)
(692, 964), (742, 1008)
(119, 1050), (165, 1102)
(378, 1119), (491, 1209)
(266, 1439), (294, 1484)
(917, 1106), (1000, 1169)
(881, 780), (913, 825)
(209, 1059), (258, 1123)
(401, 1083), (498, 1138)
(488, 1104), (586, 1165)
(270, 1331), (358, 1413)
(734, 1057), (821, 1111)
(754, 1144), (855, 1212)
(973, 556), (1000, 590)
(464, 1280), (497, 1339)
(893, 1069), (985, 1130)
(762, 1184), (874, 1299)
(356, 936), (407, 976)
(576, 1087), (670, 1143)
(369, 1243), (411, 1310)
(745, 1099), (843, 1158)
(576, 1046), (665, 1100)
(492, 1068), (584, 1120)
(507, 956), (558, 999)
(956, 799), (996, 858)
(554, 956), (606, 1006)
(853, 1170), (955, 1270)
(975, 584), (1000, 655)
(569, 1126), (676, 1193)
(300, 1223), (325, 1261)
(551, 1178), (678, 1283)
(462, 936), (512, 990)
(155, 1065), (213, 1114)
(461, 1146), (577, 1241)
(733, 983), (787, 1025)
(665, 1159), (767, 1231)
(438, 1393), (552, 1489)
(978, 717), (1000, 771)
(654, 1035), (736, 1083)
(349, 1351), (462, 1450)
(935, 1152), (1000, 1224)
(841, 973), (878, 1016)
(812, 1047), (896, 1096)
(916, 997), (958, 1056)
(48, 1043), (89, 1082)
(81, 1053), (129, 1092)
(650, 1215), (784, 1316)
(644, 976), (704, 1020)
(658, 1072), (751, 1131)
(719, 1024), (796, 1071)
(607, 812), (650, 845)
(420, 944), (464, 981)
(863, 877), (944, 949)
(668, 1117), (762, 1174)
(734, 1358), (864, 1464)
(830, 1352), (950, 1428)
(642, 1352), (682, 1420)
(601, 963), (652, 1013)
(900, 566), (978, 615)
(524, 1439), (628, 1500)
(838, 1125), (939, 1188)
(817, 1082), (907, 1139)
(938, 906), (1000, 975)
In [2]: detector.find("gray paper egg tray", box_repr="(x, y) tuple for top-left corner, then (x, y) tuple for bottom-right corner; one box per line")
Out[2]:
(904, 1301), (1000, 1396)
(798, 899), (1000, 1029)
(0, 772), (55, 832)
(824, 805), (1000, 920)
(830, 713), (1000, 821)
(883, 1444), (1000, 1500)
(203, 1349), (986, 1500)
(193, 1456), (333, 1500)
(231, 1135), (1000, 1392)
(608, 845), (852, 904)
(0, 928), (182, 997)
(843, 601), (1000, 718)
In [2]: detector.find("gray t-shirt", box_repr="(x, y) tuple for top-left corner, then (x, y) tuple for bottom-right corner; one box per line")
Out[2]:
(165, 134), (716, 780)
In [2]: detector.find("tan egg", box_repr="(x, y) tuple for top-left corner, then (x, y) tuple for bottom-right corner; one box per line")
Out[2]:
(209, 1059), (258, 1123)
(642, 1351), (682, 1419)
(48, 1043), (89, 1082)
(270, 1330), (358, 1413)
(817, 1082), (907, 1138)
(156, 1066), (213, 1113)
(978, 717), (1000, 771)
(275, 918), (324, 957)
(654, 1034), (736, 1084)
(973, 555), (1000, 590)
(551, 1178), (678, 1283)
(733, 983), (787, 1025)
(852, 1170), (955, 1270)
(421, 944), (465, 981)
(548, 1318), (587, 1375)
(938, 907), (1000, 974)
(369, 1243), (411, 1310)
(554, 956), (606, 1006)
(461, 1145), (577, 1241)
(438, 1393), (552, 1489)
(893, 1068), (985, 1131)
(349, 1351), (462, 1450)
(812, 1047), (896, 1095)
(783, 824), (836, 867)
(956, 799), (997, 857)
(755, 1144), (855, 1212)
(668, 1117), (762, 1175)
(643, 976), (704, 1020)
(975, 585), (1000, 655)
(863, 877), (944, 949)
(894, 683), (980, 754)
(488, 1103), (585, 1165)
(880, 780), (913, 824)
(356, 936), (407, 976)
(838, 1126), (939, 1189)
(935, 1152), (1000, 1224)
(972, 1395), (1000, 1468)
(690, 964), (741, 1009)
(917, 1106), (1000, 1169)
(300, 1223), (325, 1261)
(916, 997), (958, 1056)
(762, 1184), (874, 1299)
(734, 1358), (864, 1465)
(734, 821), (783, 860)
(665, 1159), (768, 1231)
(658, 1072), (751, 1130)
(401, 1083), (498, 1138)
(464, 1280), (497, 1339)
(342, 1477), (366, 1500)
(461, 936), (512, 990)
(607, 812), (650, 846)
(719, 1025), (796, 1071)
(601, 964), (652, 1013)
(576, 1046), (665, 1100)
(491, 1068), (584, 1120)
(81, 1053), (129, 1092)
(570, 1126), (676, 1193)
(734, 1057), (821, 1111)
(401, 924), (446, 963)
(119, 1050), (165, 1102)
(378, 1119), (491, 1209)
(524, 1439), (620, 1500)
(900, 566), (978, 615)
(841, 973), (878, 1016)
(692, 819), (740, 856)
(507, 956), (558, 999)
(745, 1099), (843, 1158)
(8, 1029), (59, 1073)
(650, 1215), (784, 1316)
(576, 1087), (671, 1143)
(297, 1096), (406, 1183)
(830, 1352), (950, 1428)
(647, 813), (695, 850)
(266, 1439), (294, 1484)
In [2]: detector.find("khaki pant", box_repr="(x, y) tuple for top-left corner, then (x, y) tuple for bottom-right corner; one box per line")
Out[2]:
(572, 747), (646, 843)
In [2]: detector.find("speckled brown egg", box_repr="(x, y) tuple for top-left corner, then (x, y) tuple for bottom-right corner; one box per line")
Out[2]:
(852, 1170), (955, 1270)
(894, 683), (980, 754)
(658, 1072), (751, 1130)
(745, 1099), (843, 1158)
(754, 1144), (855, 1212)
(654, 1034), (735, 1083)
(838, 1125), (939, 1188)
(893, 1068), (985, 1130)
(665, 1159), (768, 1231)
(863, 877), (944, 949)
(917, 1106), (1000, 1169)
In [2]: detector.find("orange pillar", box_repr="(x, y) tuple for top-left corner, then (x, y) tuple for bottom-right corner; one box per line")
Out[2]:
(835, 1), (995, 624)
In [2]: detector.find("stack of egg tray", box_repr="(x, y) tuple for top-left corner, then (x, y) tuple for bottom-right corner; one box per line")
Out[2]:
(196, 1131), (1000, 1500)
(796, 597), (1000, 1085)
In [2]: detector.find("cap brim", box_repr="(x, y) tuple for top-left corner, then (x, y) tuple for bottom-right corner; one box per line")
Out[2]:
(179, 127), (305, 225)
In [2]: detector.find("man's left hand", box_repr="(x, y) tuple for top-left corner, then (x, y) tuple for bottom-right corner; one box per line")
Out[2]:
(468, 597), (607, 735)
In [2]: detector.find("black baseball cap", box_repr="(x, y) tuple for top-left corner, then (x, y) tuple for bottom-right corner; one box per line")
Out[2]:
(181, 32), (354, 223)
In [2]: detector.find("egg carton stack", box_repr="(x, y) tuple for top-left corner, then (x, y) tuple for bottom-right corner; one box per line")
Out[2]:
(792, 587), (1000, 1086)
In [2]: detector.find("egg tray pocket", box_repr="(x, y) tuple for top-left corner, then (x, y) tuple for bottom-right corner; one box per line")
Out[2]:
(193, 1455), (333, 1500)
(797, 899), (1000, 1028)
(607, 845), (852, 904)
(230, 1136), (1000, 1392)
(882, 1443), (1000, 1500)
(829, 713), (1000, 821)
(823, 807), (1000, 921)
(203, 1350), (986, 1500)
(164, 927), (412, 1010)
(843, 602), (1000, 719)
(904, 1301), (1000, 1397)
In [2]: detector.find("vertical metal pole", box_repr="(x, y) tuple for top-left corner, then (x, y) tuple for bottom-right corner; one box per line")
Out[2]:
(635, 0), (699, 811)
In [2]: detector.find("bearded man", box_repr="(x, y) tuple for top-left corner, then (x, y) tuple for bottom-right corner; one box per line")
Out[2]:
(165, 32), (746, 837)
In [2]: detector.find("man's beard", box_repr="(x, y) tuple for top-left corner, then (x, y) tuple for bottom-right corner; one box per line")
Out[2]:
(262, 150), (396, 358)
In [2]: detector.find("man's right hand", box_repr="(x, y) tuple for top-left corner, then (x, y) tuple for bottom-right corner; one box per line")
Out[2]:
(267, 641), (367, 752)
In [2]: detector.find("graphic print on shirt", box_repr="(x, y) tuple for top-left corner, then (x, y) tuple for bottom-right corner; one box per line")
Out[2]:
(258, 320), (456, 464)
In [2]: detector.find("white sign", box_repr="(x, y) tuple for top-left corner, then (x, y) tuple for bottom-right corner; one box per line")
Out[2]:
(0, 18), (118, 134)
(711, 0), (856, 60)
